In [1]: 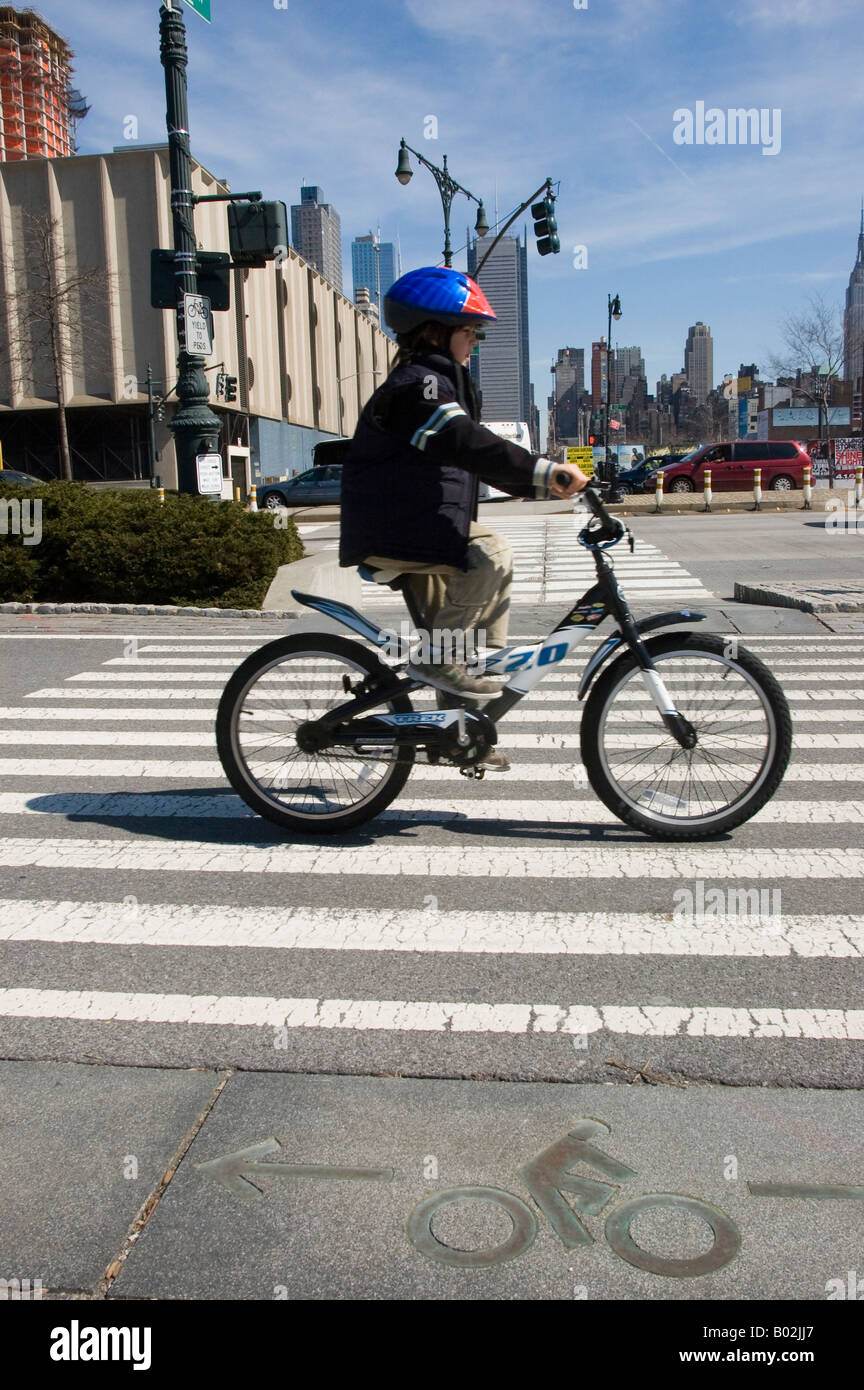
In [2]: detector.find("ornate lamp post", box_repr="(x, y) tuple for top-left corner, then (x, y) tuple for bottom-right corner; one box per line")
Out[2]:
(395, 139), (488, 266)
(159, 3), (222, 496)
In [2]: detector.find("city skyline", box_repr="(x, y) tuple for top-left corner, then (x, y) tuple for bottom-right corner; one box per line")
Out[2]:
(41, 0), (864, 433)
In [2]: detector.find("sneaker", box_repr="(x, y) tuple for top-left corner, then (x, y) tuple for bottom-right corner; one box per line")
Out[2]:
(407, 661), (503, 697)
(477, 749), (510, 772)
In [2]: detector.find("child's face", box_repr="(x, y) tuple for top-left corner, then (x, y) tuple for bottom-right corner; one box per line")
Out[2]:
(449, 326), (478, 365)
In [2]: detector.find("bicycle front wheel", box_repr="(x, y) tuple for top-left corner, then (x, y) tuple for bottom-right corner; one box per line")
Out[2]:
(216, 633), (414, 832)
(580, 632), (792, 838)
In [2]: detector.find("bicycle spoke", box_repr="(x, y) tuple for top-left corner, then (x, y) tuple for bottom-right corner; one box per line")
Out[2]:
(596, 647), (778, 823)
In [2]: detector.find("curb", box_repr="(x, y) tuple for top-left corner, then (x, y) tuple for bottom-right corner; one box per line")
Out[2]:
(0, 602), (301, 618)
(733, 582), (864, 613)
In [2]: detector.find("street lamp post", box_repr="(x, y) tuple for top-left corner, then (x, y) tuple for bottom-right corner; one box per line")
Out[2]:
(159, 3), (222, 496)
(337, 369), (385, 437)
(605, 293), (622, 499)
(395, 138), (488, 266)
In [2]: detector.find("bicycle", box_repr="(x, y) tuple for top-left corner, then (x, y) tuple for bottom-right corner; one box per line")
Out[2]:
(216, 483), (792, 837)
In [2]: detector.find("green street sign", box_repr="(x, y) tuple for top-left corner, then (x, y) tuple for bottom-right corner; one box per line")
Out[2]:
(182, 0), (211, 22)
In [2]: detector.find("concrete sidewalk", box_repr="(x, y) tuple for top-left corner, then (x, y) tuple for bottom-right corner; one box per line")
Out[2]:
(2, 1060), (861, 1301)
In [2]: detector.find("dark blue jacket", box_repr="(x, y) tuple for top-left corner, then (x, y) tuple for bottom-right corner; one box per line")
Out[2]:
(339, 352), (554, 570)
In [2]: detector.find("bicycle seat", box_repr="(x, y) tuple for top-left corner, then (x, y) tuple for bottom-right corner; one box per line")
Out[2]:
(357, 563), (407, 589)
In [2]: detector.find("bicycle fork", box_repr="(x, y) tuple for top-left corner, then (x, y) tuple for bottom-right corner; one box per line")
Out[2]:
(638, 666), (698, 749)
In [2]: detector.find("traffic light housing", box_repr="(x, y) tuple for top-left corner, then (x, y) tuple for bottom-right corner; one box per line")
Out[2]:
(223, 375), (238, 404)
(227, 200), (289, 267)
(532, 190), (560, 256)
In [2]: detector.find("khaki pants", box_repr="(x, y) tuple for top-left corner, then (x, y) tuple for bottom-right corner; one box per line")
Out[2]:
(364, 522), (513, 650)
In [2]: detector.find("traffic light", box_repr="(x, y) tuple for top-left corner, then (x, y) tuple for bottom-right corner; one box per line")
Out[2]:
(156, 401), (165, 422)
(588, 435), (596, 445)
(223, 375), (238, 404)
(531, 187), (560, 256)
(215, 372), (226, 398)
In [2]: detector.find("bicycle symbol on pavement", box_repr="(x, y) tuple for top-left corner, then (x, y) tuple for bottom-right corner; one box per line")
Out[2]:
(198, 1117), (863, 1275)
(408, 1119), (740, 1274)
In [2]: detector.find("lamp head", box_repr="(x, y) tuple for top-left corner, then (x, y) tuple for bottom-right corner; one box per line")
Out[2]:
(395, 142), (413, 186)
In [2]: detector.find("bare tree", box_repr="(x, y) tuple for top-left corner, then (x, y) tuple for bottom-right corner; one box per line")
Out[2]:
(0, 210), (114, 479)
(766, 295), (844, 448)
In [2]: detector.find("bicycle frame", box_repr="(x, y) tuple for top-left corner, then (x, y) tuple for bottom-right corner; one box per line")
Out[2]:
(290, 494), (707, 751)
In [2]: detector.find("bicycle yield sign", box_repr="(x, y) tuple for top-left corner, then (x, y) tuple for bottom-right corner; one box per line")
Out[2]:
(183, 293), (212, 355)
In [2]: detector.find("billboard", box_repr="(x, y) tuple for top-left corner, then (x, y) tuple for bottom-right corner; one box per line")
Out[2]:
(805, 438), (862, 483)
(591, 444), (647, 473)
(774, 407), (849, 427)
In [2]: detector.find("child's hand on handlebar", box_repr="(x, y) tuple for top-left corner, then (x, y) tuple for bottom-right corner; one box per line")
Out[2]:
(549, 463), (591, 498)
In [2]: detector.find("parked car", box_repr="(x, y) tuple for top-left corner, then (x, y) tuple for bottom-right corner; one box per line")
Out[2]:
(0, 468), (41, 487)
(614, 454), (689, 494)
(258, 465), (342, 509)
(641, 441), (811, 493)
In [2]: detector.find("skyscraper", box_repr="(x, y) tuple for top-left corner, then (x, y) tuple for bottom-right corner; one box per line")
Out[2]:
(549, 347), (585, 440)
(467, 231), (531, 422)
(0, 8), (88, 161)
(351, 233), (396, 321)
(591, 339), (610, 407)
(844, 208), (864, 388)
(684, 322), (713, 403)
(290, 185), (342, 292)
(613, 346), (645, 397)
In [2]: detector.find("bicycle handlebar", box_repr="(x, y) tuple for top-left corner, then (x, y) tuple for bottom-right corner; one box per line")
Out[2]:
(555, 475), (624, 544)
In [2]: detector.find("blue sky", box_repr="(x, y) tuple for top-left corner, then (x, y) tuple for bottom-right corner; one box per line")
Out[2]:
(57, 0), (863, 417)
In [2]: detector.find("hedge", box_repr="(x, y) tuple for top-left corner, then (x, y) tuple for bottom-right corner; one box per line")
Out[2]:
(0, 482), (303, 608)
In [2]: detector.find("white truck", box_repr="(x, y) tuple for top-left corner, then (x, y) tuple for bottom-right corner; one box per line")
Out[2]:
(477, 421), (532, 500)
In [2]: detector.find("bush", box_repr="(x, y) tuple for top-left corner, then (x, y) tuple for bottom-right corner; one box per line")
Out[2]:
(0, 482), (303, 608)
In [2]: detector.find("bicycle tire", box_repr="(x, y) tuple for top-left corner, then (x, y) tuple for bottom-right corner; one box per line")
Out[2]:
(216, 632), (414, 833)
(580, 632), (792, 838)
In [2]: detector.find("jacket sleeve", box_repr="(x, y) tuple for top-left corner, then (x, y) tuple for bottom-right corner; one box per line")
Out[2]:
(370, 380), (559, 499)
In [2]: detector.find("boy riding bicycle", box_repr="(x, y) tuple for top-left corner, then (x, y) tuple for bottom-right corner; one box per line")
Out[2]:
(339, 265), (590, 752)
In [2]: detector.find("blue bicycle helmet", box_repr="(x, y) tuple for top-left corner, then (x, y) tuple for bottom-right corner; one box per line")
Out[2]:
(384, 266), (497, 334)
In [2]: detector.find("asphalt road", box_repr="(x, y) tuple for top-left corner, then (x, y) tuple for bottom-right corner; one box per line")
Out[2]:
(2, 512), (862, 1302)
(0, 514), (860, 1088)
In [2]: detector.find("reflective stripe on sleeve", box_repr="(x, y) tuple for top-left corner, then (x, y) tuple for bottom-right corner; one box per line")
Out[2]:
(410, 401), (467, 451)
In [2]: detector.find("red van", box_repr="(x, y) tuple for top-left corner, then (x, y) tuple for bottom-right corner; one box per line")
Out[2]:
(645, 441), (811, 493)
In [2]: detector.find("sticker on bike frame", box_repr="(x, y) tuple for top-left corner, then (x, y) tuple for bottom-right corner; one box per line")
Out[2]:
(495, 626), (598, 695)
(376, 711), (480, 727)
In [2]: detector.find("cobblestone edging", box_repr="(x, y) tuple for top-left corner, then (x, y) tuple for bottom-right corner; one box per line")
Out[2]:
(0, 602), (301, 618)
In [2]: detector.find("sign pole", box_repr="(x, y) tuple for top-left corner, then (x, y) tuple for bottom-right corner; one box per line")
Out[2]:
(159, 3), (221, 496)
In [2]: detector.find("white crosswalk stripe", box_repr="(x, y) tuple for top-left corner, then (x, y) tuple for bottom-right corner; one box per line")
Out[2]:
(0, 623), (861, 1077)
(354, 513), (716, 607)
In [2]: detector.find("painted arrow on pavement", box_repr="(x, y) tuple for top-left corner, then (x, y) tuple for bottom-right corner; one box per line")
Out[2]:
(195, 1138), (394, 1203)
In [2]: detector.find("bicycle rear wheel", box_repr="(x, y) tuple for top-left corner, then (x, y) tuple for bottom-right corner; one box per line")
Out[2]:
(216, 633), (414, 832)
(580, 632), (792, 838)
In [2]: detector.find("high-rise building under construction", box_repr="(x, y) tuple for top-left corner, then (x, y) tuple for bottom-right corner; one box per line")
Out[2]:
(0, 7), (88, 162)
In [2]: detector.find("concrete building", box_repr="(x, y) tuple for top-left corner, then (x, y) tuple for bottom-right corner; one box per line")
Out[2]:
(548, 347), (585, 444)
(0, 7), (87, 162)
(0, 146), (394, 488)
(843, 208), (864, 389)
(591, 338), (610, 407)
(467, 231), (531, 423)
(684, 321), (713, 403)
(290, 184), (342, 293)
(614, 345), (646, 411)
(351, 232), (396, 322)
